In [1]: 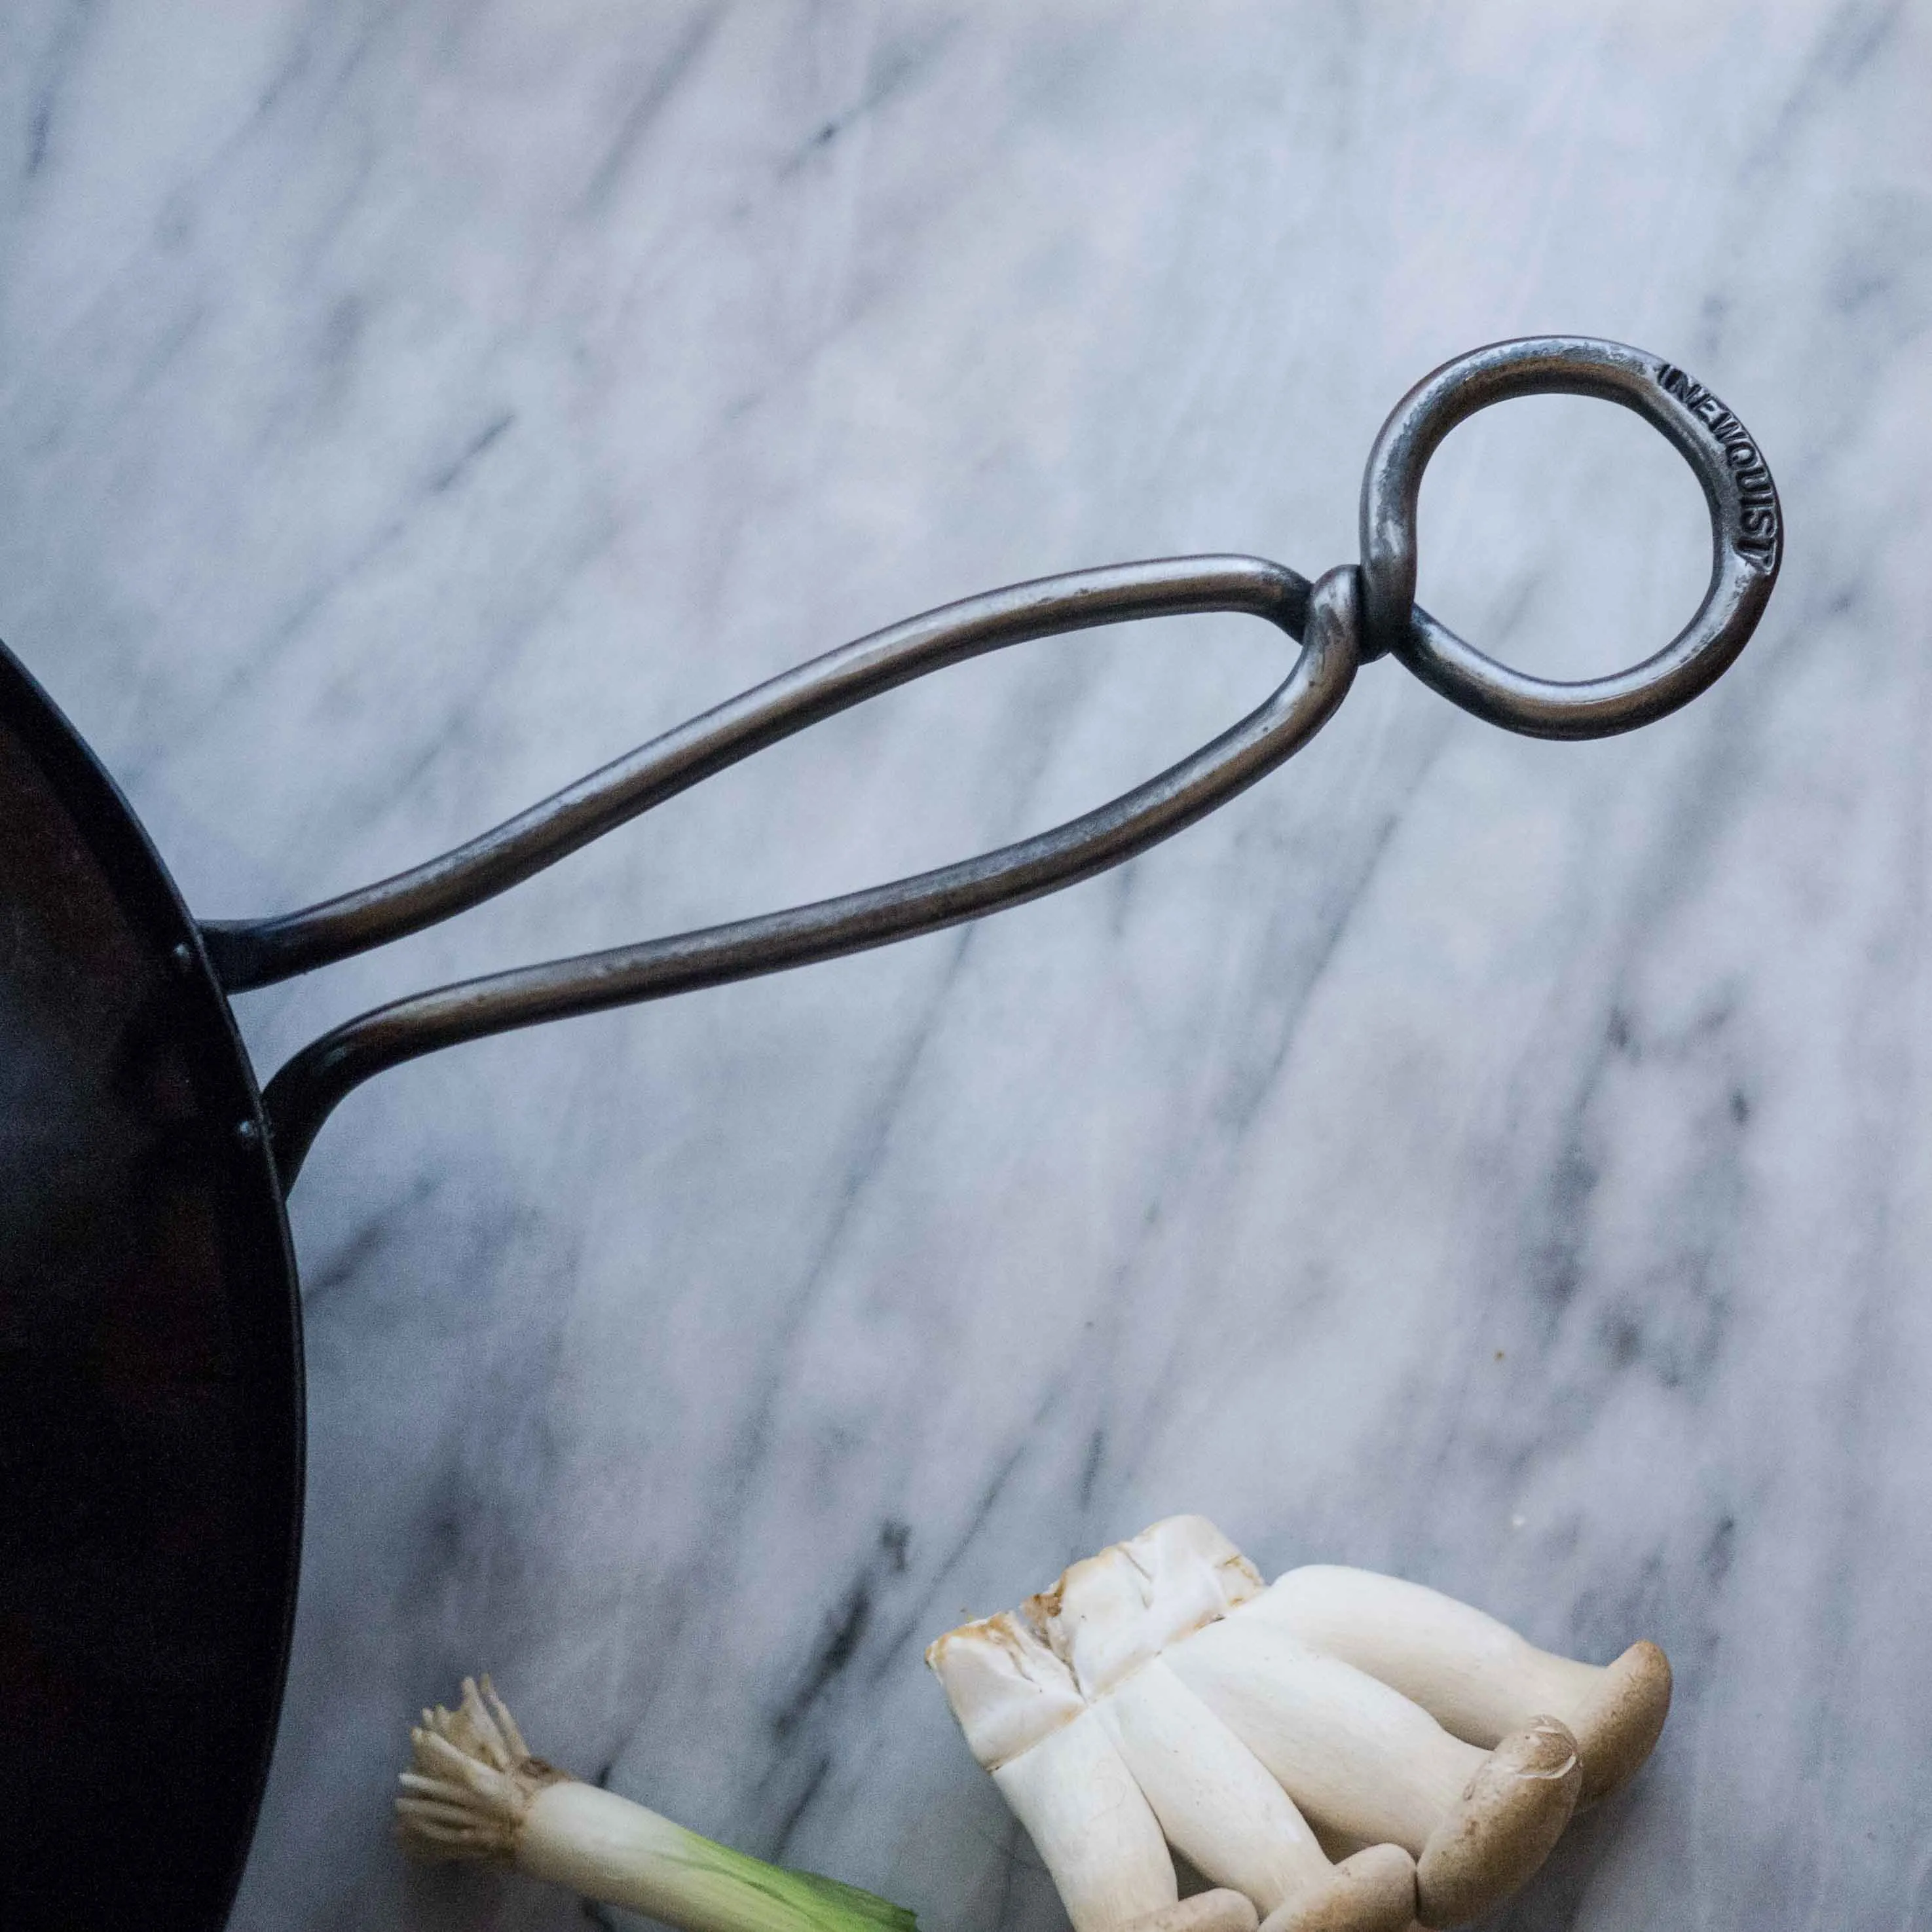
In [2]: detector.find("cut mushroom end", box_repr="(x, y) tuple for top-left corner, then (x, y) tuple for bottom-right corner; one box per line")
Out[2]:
(1414, 1718), (1580, 1928)
(1258, 1845), (1418, 1932)
(1572, 1641), (1671, 1808)
(1126, 1889), (1261, 1932)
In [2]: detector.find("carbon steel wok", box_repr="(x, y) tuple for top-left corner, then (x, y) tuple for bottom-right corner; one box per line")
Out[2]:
(0, 339), (1780, 1928)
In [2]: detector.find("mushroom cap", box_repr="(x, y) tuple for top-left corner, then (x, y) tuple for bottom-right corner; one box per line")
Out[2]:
(1414, 1718), (1581, 1928)
(1572, 1641), (1672, 1808)
(1258, 1845), (1418, 1932)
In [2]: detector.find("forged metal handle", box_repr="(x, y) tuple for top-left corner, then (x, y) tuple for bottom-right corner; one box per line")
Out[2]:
(221, 558), (1358, 1183)
(206, 336), (1782, 1185)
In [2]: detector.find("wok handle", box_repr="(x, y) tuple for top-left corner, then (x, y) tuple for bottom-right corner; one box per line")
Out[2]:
(213, 555), (1365, 1186)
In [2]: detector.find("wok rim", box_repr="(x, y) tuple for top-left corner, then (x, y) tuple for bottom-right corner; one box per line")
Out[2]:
(0, 637), (303, 1931)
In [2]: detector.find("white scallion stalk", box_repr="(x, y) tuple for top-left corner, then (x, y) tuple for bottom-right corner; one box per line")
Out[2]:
(396, 1677), (916, 1932)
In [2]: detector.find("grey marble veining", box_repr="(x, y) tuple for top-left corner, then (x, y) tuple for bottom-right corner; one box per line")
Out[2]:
(4, 3), (1931, 1927)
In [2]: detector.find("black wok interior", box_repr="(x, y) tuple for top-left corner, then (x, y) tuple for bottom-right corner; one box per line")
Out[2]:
(0, 644), (302, 1931)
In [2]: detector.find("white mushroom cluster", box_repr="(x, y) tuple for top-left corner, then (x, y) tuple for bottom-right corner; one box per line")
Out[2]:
(925, 1518), (1669, 1932)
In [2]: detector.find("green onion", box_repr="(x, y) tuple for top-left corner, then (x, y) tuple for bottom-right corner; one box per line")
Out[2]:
(397, 1676), (916, 1932)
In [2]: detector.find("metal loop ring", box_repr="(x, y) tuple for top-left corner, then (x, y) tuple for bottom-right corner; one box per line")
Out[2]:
(1357, 335), (1782, 740)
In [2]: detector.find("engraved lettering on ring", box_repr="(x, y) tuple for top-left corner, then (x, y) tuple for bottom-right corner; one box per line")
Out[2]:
(1658, 362), (1780, 572)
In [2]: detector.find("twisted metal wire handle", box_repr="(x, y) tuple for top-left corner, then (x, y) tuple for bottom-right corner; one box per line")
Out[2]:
(202, 337), (1782, 1182)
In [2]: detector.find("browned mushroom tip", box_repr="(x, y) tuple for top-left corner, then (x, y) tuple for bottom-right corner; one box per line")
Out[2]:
(1572, 1640), (1672, 1808)
(1126, 1889), (1261, 1932)
(1413, 1717), (1581, 1928)
(1257, 1845), (1418, 1932)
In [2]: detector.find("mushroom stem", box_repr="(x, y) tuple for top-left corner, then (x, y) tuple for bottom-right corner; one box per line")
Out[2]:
(926, 1612), (1176, 1932)
(1096, 1660), (1333, 1914)
(1127, 1891), (1261, 1932)
(1252, 1567), (1670, 1804)
(992, 1713), (1180, 1932)
(1162, 1617), (1580, 1925)
(1033, 1542), (1331, 1917)
(1162, 1618), (1481, 1853)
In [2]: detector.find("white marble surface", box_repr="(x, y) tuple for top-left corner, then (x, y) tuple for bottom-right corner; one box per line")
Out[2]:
(5, 3), (1931, 1927)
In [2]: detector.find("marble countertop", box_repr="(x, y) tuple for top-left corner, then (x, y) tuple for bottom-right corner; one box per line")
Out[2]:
(5, 5), (1929, 1928)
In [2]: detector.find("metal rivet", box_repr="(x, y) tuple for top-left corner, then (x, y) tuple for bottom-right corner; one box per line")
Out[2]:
(236, 1119), (262, 1149)
(170, 941), (195, 975)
